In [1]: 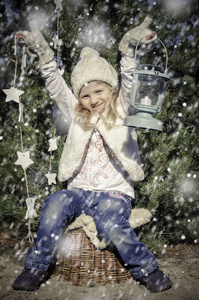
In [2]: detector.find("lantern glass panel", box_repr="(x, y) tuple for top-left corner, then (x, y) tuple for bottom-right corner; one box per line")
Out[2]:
(135, 75), (166, 107)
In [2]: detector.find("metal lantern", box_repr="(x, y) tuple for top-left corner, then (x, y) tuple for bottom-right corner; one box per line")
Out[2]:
(124, 38), (170, 131)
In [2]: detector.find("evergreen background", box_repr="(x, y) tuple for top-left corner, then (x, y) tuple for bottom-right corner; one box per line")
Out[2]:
(0, 0), (198, 252)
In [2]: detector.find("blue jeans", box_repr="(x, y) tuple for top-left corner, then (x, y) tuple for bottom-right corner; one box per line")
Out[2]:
(25, 188), (157, 279)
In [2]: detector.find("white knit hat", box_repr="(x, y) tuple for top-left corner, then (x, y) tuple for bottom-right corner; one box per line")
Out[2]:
(71, 47), (118, 99)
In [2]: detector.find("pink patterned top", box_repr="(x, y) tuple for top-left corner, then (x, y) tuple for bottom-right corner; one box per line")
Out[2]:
(68, 128), (134, 197)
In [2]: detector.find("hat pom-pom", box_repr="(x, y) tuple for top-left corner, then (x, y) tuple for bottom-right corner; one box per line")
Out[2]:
(80, 47), (99, 59)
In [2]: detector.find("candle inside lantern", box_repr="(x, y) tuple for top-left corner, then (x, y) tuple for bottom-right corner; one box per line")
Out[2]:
(140, 96), (152, 105)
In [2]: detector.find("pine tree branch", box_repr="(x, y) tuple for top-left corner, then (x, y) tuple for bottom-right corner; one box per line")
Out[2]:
(6, 57), (16, 63)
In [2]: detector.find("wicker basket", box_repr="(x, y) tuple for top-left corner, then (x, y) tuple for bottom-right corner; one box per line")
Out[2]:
(53, 228), (131, 286)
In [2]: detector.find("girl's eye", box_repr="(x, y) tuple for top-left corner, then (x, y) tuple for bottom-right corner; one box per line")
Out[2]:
(82, 95), (89, 99)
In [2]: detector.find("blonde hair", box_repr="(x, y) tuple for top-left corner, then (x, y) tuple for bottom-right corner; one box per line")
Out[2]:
(74, 82), (123, 130)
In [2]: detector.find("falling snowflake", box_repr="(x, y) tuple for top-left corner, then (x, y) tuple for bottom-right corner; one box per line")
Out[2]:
(76, 16), (115, 49)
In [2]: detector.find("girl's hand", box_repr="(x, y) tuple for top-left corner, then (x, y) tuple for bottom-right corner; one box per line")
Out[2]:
(146, 31), (156, 41)
(15, 30), (54, 65)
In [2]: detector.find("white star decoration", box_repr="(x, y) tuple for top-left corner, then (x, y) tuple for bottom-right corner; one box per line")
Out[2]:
(25, 197), (37, 219)
(15, 151), (34, 170)
(54, 0), (63, 11)
(3, 87), (24, 103)
(45, 172), (57, 185)
(48, 137), (58, 152)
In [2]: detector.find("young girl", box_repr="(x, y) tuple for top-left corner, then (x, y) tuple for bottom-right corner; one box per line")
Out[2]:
(13, 17), (172, 293)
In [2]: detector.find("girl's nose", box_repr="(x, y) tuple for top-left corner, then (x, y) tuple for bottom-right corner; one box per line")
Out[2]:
(90, 95), (98, 105)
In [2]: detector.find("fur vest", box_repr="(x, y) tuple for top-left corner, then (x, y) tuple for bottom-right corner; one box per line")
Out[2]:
(58, 104), (144, 183)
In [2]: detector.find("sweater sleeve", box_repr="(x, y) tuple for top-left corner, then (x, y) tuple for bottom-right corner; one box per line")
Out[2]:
(119, 55), (137, 116)
(40, 60), (78, 122)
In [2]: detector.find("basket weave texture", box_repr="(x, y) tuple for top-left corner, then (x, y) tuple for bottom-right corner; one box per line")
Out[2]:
(53, 228), (131, 286)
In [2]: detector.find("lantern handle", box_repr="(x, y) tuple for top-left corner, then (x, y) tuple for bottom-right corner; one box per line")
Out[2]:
(134, 36), (169, 74)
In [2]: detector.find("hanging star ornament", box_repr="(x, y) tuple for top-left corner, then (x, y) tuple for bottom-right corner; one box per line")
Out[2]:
(45, 172), (57, 185)
(25, 197), (37, 219)
(3, 87), (24, 103)
(15, 151), (34, 170)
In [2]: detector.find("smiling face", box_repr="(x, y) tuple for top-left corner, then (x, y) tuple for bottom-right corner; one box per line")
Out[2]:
(79, 81), (111, 113)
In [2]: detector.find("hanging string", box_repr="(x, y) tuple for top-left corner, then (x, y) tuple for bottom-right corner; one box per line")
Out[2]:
(19, 124), (24, 151)
(56, 8), (60, 66)
(20, 45), (27, 77)
(28, 219), (34, 243)
(49, 129), (56, 171)
(14, 35), (18, 88)
(14, 37), (35, 244)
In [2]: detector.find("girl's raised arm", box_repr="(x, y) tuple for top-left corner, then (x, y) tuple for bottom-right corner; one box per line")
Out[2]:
(16, 27), (77, 122)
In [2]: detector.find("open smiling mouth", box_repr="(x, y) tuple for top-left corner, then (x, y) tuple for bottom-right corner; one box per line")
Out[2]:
(92, 103), (103, 110)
